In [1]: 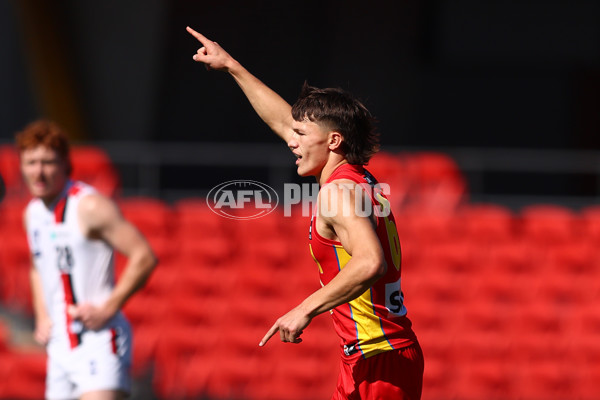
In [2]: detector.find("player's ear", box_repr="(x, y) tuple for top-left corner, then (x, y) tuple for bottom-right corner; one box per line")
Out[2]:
(328, 131), (343, 151)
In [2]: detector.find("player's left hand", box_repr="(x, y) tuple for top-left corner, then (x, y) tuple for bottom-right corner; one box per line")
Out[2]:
(259, 306), (312, 347)
(68, 303), (114, 331)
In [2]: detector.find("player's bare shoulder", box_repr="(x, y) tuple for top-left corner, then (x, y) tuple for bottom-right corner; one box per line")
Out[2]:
(319, 178), (372, 218)
(77, 192), (122, 239)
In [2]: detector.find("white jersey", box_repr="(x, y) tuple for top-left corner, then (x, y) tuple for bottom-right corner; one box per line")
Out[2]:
(25, 180), (126, 349)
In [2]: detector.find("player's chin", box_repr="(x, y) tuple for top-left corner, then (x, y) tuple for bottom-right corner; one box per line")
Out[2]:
(296, 166), (313, 177)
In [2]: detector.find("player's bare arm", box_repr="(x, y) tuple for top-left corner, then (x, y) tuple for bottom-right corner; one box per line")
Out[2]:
(186, 26), (294, 142)
(30, 266), (53, 345)
(260, 183), (386, 346)
(68, 194), (157, 330)
(24, 212), (52, 345)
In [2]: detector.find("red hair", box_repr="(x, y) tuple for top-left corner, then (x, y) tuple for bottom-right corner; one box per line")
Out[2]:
(15, 120), (72, 174)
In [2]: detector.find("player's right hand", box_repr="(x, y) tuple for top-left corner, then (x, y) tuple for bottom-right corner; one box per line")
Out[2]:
(34, 316), (52, 346)
(186, 26), (234, 72)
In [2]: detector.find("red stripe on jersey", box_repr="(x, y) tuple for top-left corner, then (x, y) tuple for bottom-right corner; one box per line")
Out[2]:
(68, 183), (82, 196)
(54, 182), (81, 223)
(54, 196), (67, 223)
(111, 328), (118, 354)
(60, 273), (80, 349)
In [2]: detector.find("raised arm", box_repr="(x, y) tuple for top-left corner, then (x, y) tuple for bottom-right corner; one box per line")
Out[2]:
(186, 26), (294, 142)
(68, 194), (157, 330)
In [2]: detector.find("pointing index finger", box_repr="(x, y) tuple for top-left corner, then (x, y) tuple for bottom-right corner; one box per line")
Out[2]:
(186, 26), (210, 45)
(259, 323), (279, 347)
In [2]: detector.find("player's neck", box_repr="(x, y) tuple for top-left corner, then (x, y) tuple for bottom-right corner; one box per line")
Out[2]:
(317, 156), (348, 186)
(40, 181), (70, 209)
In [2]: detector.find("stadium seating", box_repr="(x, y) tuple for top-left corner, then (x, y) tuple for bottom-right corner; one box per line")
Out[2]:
(3, 149), (600, 400)
(581, 204), (600, 242)
(0, 350), (46, 400)
(520, 204), (583, 245)
(402, 151), (468, 212)
(70, 146), (121, 198)
(456, 203), (516, 244)
(365, 151), (410, 210)
(0, 145), (26, 198)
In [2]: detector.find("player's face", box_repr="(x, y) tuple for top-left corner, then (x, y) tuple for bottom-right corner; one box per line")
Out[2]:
(289, 118), (331, 177)
(20, 145), (69, 203)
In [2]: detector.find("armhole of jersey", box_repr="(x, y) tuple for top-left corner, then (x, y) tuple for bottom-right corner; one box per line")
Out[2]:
(69, 184), (95, 241)
(325, 175), (381, 230)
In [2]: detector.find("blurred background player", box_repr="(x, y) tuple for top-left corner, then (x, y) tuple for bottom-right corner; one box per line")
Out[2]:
(187, 27), (424, 399)
(16, 120), (158, 400)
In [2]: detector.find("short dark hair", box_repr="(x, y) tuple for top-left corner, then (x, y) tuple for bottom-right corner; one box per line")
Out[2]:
(15, 119), (72, 175)
(291, 82), (380, 165)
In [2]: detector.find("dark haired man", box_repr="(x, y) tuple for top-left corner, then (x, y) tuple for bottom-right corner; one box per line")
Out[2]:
(187, 27), (423, 399)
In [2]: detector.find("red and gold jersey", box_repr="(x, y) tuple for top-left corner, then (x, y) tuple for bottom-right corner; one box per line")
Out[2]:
(309, 163), (417, 361)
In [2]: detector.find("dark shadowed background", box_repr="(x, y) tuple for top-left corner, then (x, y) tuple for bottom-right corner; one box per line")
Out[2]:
(1, 0), (599, 205)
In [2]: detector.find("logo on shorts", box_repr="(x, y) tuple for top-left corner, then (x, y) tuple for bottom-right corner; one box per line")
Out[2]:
(206, 180), (279, 220)
(343, 343), (359, 356)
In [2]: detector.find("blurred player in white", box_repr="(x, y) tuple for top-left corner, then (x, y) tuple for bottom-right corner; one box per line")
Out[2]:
(17, 120), (157, 400)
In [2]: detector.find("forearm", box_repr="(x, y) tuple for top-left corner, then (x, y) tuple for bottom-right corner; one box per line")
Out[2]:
(299, 258), (385, 318)
(104, 249), (157, 315)
(227, 59), (293, 142)
(30, 268), (49, 321)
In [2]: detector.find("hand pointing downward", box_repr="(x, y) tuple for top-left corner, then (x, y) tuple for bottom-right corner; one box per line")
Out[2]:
(259, 305), (312, 346)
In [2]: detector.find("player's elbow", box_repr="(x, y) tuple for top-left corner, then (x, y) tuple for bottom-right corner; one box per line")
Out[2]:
(134, 245), (158, 276)
(142, 249), (158, 272)
(364, 252), (387, 281)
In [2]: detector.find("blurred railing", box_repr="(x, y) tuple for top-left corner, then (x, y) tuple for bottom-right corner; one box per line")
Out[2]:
(95, 141), (600, 209)
(3, 140), (600, 209)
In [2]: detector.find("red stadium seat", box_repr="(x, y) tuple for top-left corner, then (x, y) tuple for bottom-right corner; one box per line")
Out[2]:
(122, 293), (168, 327)
(174, 198), (232, 237)
(70, 146), (120, 198)
(164, 292), (229, 329)
(420, 238), (480, 275)
(456, 203), (516, 244)
(471, 273), (534, 308)
(534, 273), (592, 309)
(453, 360), (515, 400)
(422, 356), (455, 400)
(545, 241), (598, 277)
(0, 145), (26, 199)
(0, 198), (29, 232)
(519, 204), (582, 245)
(515, 361), (576, 400)
(402, 151), (468, 212)
(580, 204), (600, 246)
(0, 350), (46, 400)
(129, 324), (160, 377)
(117, 197), (174, 239)
(365, 151), (410, 211)
(242, 235), (291, 267)
(396, 210), (462, 246)
(174, 353), (216, 399)
(571, 303), (600, 339)
(0, 233), (32, 312)
(235, 209), (286, 237)
(0, 320), (10, 354)
(178, 232), (237, 264)
(485, 239), (542, 277)
(406, 269), (474, 307)
(514, 303), (565, 339)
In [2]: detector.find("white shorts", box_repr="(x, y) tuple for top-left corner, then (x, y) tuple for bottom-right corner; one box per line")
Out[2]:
(45, 318), (132, 400)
